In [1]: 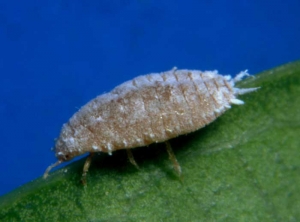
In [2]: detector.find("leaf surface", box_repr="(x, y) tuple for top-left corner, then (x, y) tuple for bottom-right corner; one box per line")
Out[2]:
(1, 61), (300, 221)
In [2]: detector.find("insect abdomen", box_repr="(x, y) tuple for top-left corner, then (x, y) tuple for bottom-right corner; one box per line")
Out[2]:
(73, 69), (234, 153)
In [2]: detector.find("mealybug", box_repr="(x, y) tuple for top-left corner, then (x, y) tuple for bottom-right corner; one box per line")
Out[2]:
(44, 68), (259, 182)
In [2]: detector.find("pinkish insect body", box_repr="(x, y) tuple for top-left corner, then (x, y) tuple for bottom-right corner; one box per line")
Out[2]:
(44, 68), (259, 181)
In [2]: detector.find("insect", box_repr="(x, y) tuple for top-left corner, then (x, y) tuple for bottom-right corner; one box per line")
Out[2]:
(44, 67), (259, 183)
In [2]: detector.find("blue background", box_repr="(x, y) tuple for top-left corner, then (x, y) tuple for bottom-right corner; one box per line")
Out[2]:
(0, 0), (299, 196)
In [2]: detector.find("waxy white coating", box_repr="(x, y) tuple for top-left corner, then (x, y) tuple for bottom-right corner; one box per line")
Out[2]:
(44, 68), (258, 178)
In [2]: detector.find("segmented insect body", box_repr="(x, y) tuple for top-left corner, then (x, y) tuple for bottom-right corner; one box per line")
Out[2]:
(44, 68), (258, 180)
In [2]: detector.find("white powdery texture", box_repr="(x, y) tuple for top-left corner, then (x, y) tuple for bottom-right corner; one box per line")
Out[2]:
(55, 68), (258, 157)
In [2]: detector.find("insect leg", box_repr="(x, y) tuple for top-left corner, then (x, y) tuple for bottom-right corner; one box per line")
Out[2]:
(81, 152), (94, 185)
(165, 141), (182, 176)
(126, 149), (140, 169)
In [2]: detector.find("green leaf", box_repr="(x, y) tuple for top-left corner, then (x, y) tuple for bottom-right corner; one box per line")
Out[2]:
(1, 61), (300, 222)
